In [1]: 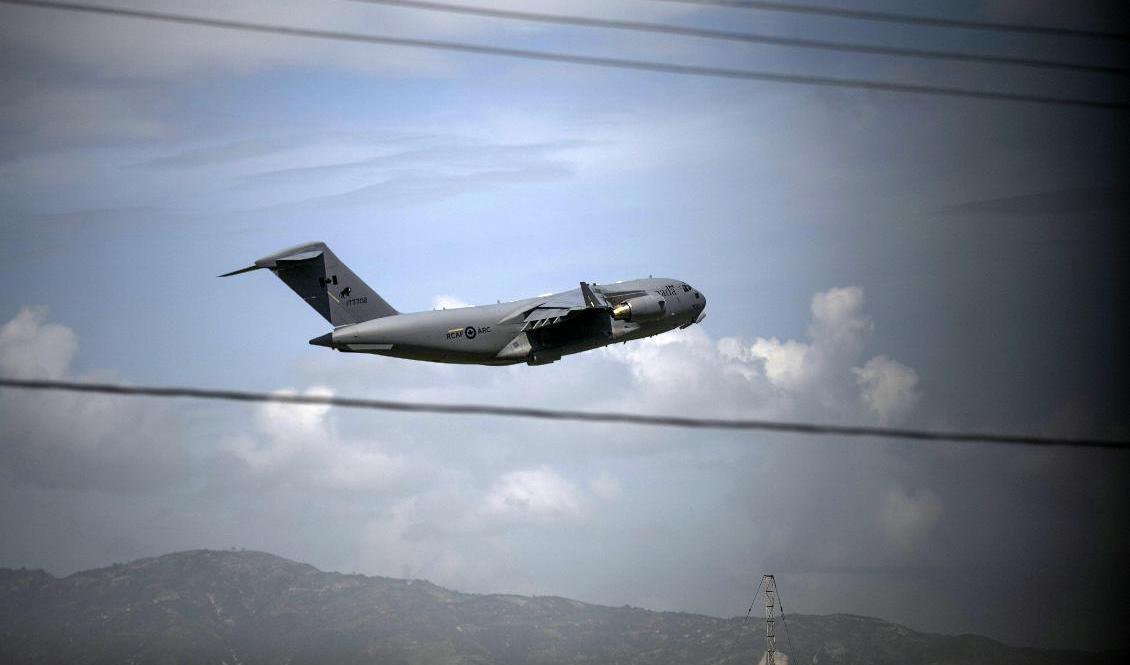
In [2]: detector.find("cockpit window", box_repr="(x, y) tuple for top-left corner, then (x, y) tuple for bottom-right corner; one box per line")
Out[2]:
(682, 284), (691, 292)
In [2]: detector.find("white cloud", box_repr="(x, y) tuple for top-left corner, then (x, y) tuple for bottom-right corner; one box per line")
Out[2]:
(0, 307), (77, 379)
(479, 466), (583, 523)
(351, 464), (613, 587)
(877, 487), (943, 557)
(0, 285), (921, 588)
(0, 307), (188, 491)
(0, 290), (925, 618)
(606, 325), (724, 400)
(432, 294), (472, 310)
(356, 491), (473, 581)
(228, 387), (404, 492)
(750, 337), (809, 391)
(258, 387), (335, 439)
(603, 286), (916, 425)
(810, 286), (872, 349)
(854, 355), (919, 425)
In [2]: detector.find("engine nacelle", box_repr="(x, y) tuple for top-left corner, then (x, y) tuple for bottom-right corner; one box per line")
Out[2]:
(611, 294), (666, 322)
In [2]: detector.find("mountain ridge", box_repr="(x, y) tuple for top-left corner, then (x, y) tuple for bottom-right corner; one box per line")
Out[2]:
(0, 549), (1120, 664)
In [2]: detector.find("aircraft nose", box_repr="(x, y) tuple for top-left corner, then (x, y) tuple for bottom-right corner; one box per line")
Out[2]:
(694, 291), (706, 322)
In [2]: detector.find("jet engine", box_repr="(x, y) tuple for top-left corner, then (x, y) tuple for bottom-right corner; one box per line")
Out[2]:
(611, 295), (666, 322)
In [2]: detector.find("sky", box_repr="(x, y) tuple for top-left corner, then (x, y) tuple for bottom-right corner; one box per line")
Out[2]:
(1, 0), (1128, 652)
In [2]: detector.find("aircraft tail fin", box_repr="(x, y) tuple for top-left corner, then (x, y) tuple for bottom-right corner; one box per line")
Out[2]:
(221, 242), (397, 327)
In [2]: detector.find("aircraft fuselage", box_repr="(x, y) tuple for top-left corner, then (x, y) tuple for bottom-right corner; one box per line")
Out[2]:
(224, 243), (706, 367)
(318, 278), (705, 366)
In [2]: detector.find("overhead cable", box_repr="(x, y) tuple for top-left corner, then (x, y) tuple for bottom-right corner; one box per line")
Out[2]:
(2, 378), (1127, 450)
(736, 576), (764, 656)
(0, 0), (1126, 110)
(644, 0), (1130, 42)
(778, 587), (797, 657)
(348, 0), (1127, 76)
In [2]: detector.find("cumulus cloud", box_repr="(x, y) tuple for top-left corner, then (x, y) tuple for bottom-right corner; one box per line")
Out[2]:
(854, 355), (919, 425)
(750, 337), (809, 391)
(0, 290), (923, 621)
(808, 286), (873, 360)
(479, 466), (583, 523)
(746, 286), (873, 409)
(877, 487), (944, 557)
(226, 387), (404, 493)
(0, 307), (77, 379)
(353, 465), (618, 586)
(0, 307), (188, 491)
(605, 286), (918, 425)
(432, 294), (472, 310)
(360, 492), (473, 581)
(416, 466), (608, 535)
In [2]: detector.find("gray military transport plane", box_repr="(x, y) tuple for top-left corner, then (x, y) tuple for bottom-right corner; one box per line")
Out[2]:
(222, 242), (706, 366)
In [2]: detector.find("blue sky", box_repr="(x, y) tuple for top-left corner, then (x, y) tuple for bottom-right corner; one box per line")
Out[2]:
(1, 0), (1128, 652)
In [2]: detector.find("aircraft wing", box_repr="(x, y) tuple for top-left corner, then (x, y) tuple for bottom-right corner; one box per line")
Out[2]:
(510, 281), (657, 332)
(521, 307), (576, 331)
(518, 282), (613, 332)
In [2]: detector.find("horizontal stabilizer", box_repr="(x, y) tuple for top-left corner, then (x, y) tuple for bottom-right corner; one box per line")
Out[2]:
(220, 246), (323, 277)
(219, 265), (262, 277)
(308, 332), (334, 347)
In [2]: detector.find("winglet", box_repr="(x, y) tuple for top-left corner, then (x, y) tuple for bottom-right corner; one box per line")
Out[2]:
(219, 265), (262, 277)
(580, 281), (602, 308)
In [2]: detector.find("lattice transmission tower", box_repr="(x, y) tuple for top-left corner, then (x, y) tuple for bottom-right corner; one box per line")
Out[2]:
(761, 574), (779, 665)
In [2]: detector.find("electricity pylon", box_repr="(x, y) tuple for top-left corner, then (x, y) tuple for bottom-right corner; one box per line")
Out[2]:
(762, 574), (779, 665)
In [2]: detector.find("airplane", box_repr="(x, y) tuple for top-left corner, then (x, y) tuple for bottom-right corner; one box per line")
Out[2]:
(222, 242), (706, 366)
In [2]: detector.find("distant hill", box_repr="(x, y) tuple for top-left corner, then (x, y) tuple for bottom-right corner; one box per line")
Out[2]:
(0, 550), (1120, 664)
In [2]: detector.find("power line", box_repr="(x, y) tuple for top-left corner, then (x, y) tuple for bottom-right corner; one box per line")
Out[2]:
(2, 377), (1127, 450)
(644, 0), (1130, 42)
(348, 0), (1127, 76)
(744, 575), (765, 622)
(778, 585), (797, 658)
(1, 0), (1126, 111)
(736, 575), (766, 660)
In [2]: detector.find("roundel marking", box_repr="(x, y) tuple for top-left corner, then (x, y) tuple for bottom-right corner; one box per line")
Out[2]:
(464, 326), (477, 339)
